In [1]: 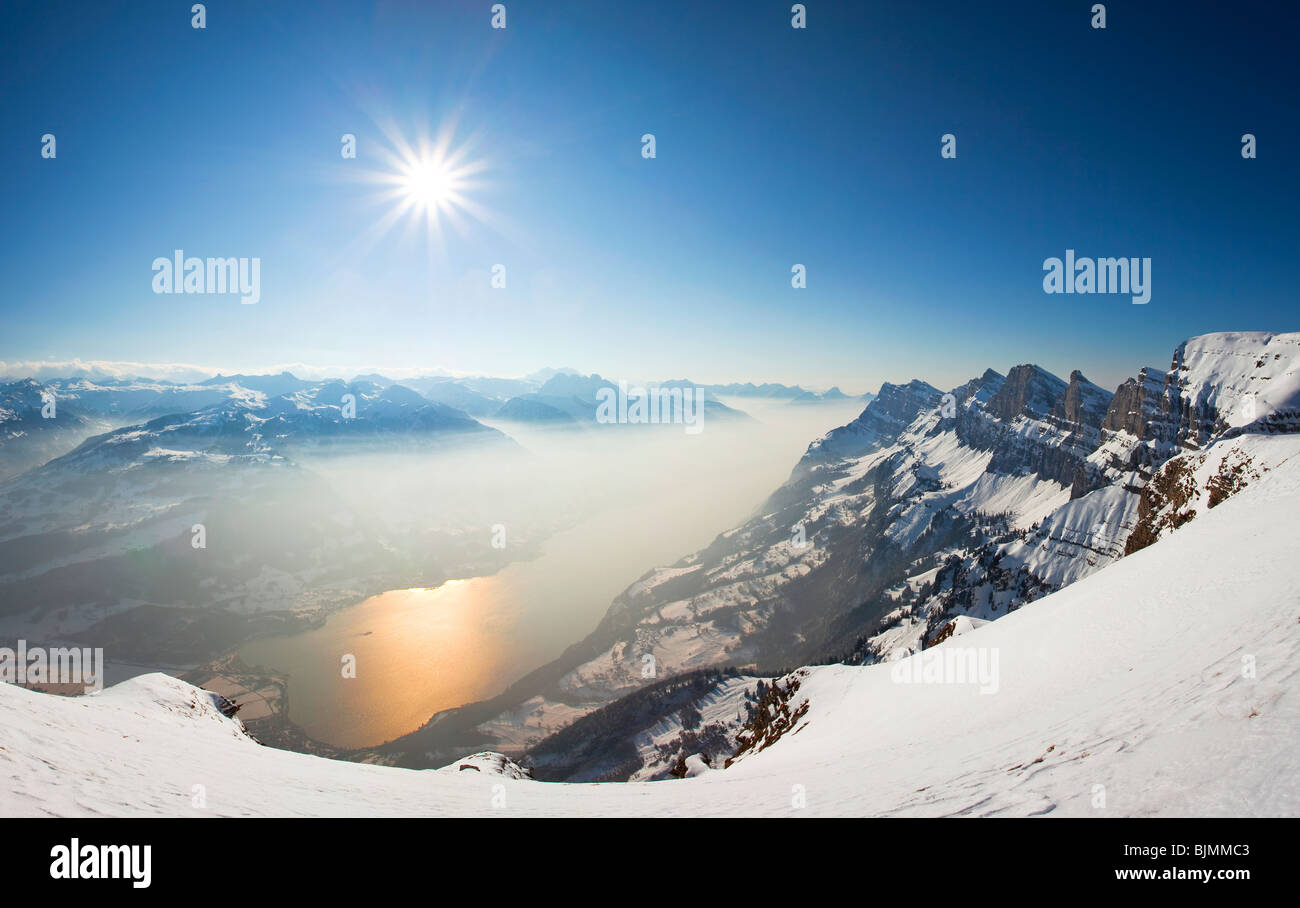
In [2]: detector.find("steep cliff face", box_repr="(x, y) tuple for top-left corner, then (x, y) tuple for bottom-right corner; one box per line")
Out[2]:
(1125, 433), (1296, 555)
(954, 366), (1111, 495)
(1051, 370), (1112, 430)
(985, 364), (1068, 423)
(1162, 332), (1300, 446)
(1101, 367), (1167, 447)
(382, 332), (1300, 772)
(1092, 332), (1300, 488)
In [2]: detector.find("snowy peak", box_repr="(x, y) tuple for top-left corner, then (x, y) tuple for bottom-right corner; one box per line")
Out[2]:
(0, 377), (47, 414)
(1092, 331), (1300, 478)
(985, 364), (1070, 422)
(199, 371), (312, 397)
(535, 372), (609, 398)
(974, 363), (1112, 435)
(0, 379), (103, 480)
(951, 368), (1006, 408)
(1168, 331), (1300, 436)
(1050, 370), (1112, 430)
(0, 378), (89, 426)
(806, 379), (942, 459)
(373, 382), (430, 409)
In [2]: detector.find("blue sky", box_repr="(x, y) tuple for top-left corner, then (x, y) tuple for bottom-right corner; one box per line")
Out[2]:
(1, 0), (1296, 394)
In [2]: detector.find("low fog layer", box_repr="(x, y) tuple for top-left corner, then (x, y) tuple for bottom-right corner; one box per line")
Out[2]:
(239, 397), (865, 746)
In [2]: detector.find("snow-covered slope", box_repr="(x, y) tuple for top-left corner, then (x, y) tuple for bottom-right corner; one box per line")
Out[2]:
(454, 332), (1299, 758)
(1170, 331), (1300, 433)
(2, 441), (1296, 817)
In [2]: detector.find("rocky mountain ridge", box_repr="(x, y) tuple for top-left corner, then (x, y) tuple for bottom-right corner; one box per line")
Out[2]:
(382, 332), (1300, 773)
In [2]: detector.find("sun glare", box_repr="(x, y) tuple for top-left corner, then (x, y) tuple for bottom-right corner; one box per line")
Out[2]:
(351, 119), (495, 259)
(401, 157), (456, 211)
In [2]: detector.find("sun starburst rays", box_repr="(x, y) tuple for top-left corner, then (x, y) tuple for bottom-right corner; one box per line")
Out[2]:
(349, 121), (496, 264)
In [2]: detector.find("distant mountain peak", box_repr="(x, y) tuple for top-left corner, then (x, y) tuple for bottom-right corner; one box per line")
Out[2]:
(525, 366), (581, 384)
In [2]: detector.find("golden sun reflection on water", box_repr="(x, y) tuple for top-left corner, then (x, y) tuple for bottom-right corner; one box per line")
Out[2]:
(241, 579), (513, 749)
(237, 400), (867, 750)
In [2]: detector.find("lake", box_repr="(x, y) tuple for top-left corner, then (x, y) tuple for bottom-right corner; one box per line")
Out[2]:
(238, 399), (863, 748)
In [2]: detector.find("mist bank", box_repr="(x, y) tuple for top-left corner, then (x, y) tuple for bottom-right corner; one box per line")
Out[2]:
(235, 398), (866, 748)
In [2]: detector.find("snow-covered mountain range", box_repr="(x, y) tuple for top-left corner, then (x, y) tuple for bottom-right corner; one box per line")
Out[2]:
(2, 424), (1295, 815)
(0, 377), (520, 663)
(0, 379), (107, 482)
(378, 332), (1300, 773)
(1, 332), (1296, 815)
(0, 372), (504, 480)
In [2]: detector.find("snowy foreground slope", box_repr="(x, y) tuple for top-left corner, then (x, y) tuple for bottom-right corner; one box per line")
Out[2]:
(1, 440), (1297, 817)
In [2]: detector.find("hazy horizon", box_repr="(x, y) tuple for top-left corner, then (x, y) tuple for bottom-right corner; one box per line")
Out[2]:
(0, 336), (1225, 401)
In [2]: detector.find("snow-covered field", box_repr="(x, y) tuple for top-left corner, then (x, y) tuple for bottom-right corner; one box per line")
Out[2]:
(2, 437), (1296, 817)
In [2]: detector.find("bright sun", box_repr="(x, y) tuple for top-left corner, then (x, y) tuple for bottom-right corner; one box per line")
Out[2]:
(350, 120), (494, 258)
(401, 157), (456, 211)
